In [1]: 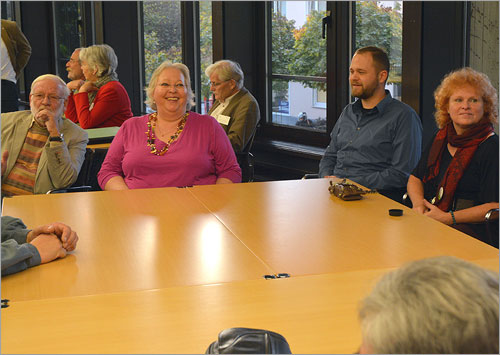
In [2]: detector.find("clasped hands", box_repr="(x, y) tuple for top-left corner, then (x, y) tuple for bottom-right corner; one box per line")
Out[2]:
(27, 223), (79, 264)
(67, 79), (98, 93)
(413, 199), (452, 225)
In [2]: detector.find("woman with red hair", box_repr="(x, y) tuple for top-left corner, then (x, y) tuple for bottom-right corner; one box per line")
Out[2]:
(407, 67), (498, 246)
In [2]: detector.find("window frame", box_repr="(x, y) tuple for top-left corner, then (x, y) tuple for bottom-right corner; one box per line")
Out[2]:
(259, 1), (422, 149)
(260, 1), (350, 148)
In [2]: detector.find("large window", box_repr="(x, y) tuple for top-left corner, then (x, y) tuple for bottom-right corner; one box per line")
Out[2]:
(142, 1), (213, 114)
(354, 1), (402, 100)
(271, 1), (327, 132)
(199, 1), (213, 114)
(142, 1), (182, 94)
(266, 1), (403, 145)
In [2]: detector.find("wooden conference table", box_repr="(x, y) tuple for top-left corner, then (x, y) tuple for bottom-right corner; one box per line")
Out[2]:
(1, 179), (498, 353)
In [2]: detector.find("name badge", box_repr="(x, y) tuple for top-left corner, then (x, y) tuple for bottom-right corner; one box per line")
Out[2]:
(217, 114), (231, 125)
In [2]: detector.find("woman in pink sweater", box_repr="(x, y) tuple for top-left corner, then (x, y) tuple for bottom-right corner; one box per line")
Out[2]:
(98, 61), (241, 190)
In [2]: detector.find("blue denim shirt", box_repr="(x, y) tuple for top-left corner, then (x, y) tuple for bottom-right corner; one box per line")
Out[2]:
(319, 91), (422, 190)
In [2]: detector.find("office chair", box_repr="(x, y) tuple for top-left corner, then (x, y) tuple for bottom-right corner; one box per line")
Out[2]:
(302, 173), (319, 179)
(236, 126), (258, 183)
(485, 208), (499, 248)
(46, 147), (109, 193)
(86, 148), (108, 191)
(46, 148), (94, 194)
(206, 327), (292, 354)
(46, 186), (92, 194)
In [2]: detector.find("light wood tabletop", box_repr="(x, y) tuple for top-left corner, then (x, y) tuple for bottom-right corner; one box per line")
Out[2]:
(189, 179), (499, 275)
(1, 179), (497, 354)
(2, 258), (497, 354)
(1, 188), (273, 302)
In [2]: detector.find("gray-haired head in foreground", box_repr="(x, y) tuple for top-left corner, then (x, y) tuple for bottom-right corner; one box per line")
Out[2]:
(205, 59), (244, 90)
(145, 61), (195, 111)
(79, 44), (118, 78)
(359, 256), (499, 354)
(30, 74), (70, 100)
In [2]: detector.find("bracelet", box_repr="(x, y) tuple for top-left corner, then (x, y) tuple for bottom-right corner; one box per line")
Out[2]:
(450, 210), (456, 225)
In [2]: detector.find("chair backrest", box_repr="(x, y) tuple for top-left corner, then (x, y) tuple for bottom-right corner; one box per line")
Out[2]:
(236, 125), (258, 183)
(71, 148), (94, 187)
(47, 186), (92, 194)
(205, 327), (292, 354)
(46, 147), (107, 193)
(485, 208), (499, 248)
(86, 148), (108, 191)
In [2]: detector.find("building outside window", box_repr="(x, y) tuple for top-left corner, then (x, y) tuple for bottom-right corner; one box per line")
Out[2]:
(271, 1), (327, 132)
(142, 1), (212, 114)
(268, 1), (402, 140)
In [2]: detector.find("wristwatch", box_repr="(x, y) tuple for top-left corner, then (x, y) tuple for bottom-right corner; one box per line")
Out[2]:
(49, 133), (64, 142)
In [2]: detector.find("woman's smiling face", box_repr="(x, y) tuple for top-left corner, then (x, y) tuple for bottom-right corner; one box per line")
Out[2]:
(153, 67), (188, 117)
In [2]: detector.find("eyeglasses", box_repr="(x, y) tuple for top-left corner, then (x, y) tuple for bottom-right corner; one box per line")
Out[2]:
(210, 79), (230, 88)
(31, 93), (65, 102)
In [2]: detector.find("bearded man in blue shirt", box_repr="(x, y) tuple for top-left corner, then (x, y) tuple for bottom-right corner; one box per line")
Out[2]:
(319, 46), (422, 202)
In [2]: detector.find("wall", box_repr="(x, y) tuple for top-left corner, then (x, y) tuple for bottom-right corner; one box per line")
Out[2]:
(101, 2), (142, 116)
(420, 1), (467, 148)
(470, 1), (499, 132)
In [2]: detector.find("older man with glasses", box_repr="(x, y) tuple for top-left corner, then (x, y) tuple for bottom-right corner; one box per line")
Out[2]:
(1, 74), (88, 196)
(206, 60), (260, 153)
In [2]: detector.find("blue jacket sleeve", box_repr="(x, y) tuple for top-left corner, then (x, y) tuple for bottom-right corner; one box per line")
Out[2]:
(2, 215), (29, 244)
(1, 240), (41, 276)
(1, 216), (41, 276)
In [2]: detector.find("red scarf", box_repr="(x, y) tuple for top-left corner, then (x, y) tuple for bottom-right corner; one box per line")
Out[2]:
(423, 119), (493, 211)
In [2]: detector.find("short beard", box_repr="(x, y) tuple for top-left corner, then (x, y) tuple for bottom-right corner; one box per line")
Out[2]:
(353, 85), (377, 100)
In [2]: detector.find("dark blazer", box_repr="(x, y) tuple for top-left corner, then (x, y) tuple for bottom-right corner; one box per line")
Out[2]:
(208, 87), (260, 152)
(1, 19), (31, 78)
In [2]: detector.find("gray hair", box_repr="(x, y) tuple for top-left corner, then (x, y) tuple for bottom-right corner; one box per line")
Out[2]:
(359, 256), (499, 354)
(145, 61), (195, 111)
(205, 59), (244, 90)
(79, 44), (118, 78)
(30, 74), (70, 99)
(72, 48), (83, 63)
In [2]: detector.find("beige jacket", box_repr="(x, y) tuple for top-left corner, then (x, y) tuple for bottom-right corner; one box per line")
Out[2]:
(1, 110), (88, 193)
(208, 87), (260, 152)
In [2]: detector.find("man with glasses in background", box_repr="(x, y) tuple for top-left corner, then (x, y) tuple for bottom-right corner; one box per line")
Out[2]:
(206, 60), (260, 153)
(1, 74), (88, 196)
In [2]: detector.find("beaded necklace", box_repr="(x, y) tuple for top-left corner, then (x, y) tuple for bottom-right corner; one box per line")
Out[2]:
(145, 112), (188, 156)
